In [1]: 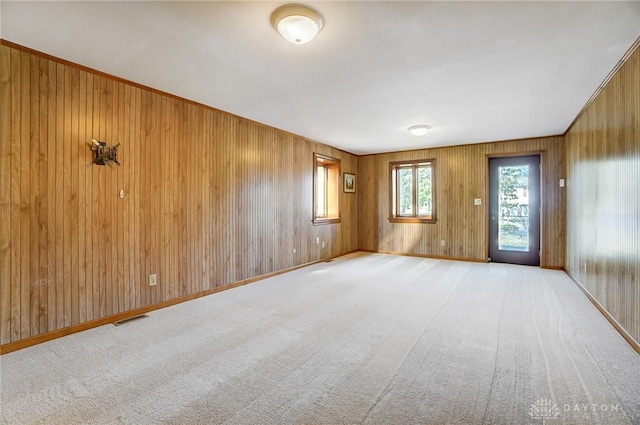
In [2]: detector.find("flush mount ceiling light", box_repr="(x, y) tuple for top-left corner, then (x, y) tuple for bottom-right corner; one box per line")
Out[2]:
(270, 4), (324, 45)
(408, 125), (432, 136)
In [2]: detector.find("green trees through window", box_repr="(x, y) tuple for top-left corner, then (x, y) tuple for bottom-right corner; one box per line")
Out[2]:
(498, 165), (530, 250)
(390, 159), (436, 223)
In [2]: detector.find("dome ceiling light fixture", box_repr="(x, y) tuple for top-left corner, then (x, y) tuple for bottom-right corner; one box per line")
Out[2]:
(270, 3), (324, 45)
(408, 125), (432, 137)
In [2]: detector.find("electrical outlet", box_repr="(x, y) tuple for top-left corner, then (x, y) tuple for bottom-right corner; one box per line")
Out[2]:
(149, 274), (157, 286)
(316, 237), (320, 245)
(292, 248), (296, 254)
(440, 240), (445, 247)
(474, 198), (482, 206)
(322, 241), (326, 248)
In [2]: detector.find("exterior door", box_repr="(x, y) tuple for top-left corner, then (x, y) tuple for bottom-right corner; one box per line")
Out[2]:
(489, 155), (541, 266)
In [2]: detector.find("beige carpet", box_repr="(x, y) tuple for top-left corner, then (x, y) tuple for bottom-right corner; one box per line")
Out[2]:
(1, 252), (639, 424)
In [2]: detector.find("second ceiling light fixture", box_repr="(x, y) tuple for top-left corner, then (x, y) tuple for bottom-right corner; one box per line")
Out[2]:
(271, 4), (324, 45)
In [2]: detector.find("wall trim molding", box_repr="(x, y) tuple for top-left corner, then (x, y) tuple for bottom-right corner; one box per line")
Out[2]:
(565, 271), (640, 356)
(0, 251), (357, 355)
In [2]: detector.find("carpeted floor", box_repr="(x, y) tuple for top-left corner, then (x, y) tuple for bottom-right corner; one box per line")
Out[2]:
(2, 252), (640, 424)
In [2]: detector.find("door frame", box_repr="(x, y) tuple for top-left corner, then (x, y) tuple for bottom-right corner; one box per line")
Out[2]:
(485, 150), (546, 266)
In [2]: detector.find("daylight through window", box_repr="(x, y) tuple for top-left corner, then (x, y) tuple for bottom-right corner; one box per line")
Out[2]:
(313, 153), (341, 225)
(390, 159), (436, 223)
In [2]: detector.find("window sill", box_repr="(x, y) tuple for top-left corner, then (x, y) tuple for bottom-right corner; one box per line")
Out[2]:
(388, 217), (437, 224)
(313, 217), (341, 226)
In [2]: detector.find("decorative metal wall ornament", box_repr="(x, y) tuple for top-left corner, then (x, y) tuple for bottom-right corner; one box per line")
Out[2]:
(90, 138), (121, 166)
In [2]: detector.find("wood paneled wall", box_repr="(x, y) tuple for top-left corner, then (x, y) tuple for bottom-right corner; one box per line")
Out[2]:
(358, 137), (565, 268)
(565, 41), (640, 344)
(0, 43), (358, 347)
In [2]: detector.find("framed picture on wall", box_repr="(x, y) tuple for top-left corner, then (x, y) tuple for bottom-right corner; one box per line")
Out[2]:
(343, 173), (356, 193)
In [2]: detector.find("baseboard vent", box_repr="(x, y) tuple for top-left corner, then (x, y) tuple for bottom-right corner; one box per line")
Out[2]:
(114, 314), (149, 326)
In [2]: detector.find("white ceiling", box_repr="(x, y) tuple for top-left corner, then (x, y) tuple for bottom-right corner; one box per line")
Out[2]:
(2, 1), (639, 155)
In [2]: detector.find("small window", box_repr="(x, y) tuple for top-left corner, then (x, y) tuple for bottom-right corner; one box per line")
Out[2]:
(313, 153), (341, 225)
(389, 159), (436, 223)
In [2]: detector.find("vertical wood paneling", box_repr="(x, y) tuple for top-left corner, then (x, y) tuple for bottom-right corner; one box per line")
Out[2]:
(132, 86), (141, 310)
(46, 60), (57, 331)
(566, 41), (640, 344)
(19, 51), (31, 339)
(0, 42), (10, 345)
(358, 137), (565, 268)
(92, 74), (105, 320)
(8, 47), (21, 341)
(84, 72), (94, 323)
(69, 66), (80, 326)
(10, 47), (22, 342)
(28, 54), (40, 337)
(0, 43), (358, 348)
(139, 90), (152, 311)
(201, 109), (212, 290)
(112, 81), (121, 315)
(119, 82), (129, 313)
(103, 77), (114, 318)
(36, 57), (49, 335)
(77, 69), (87, 324)
(61, 63), (72, 328)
